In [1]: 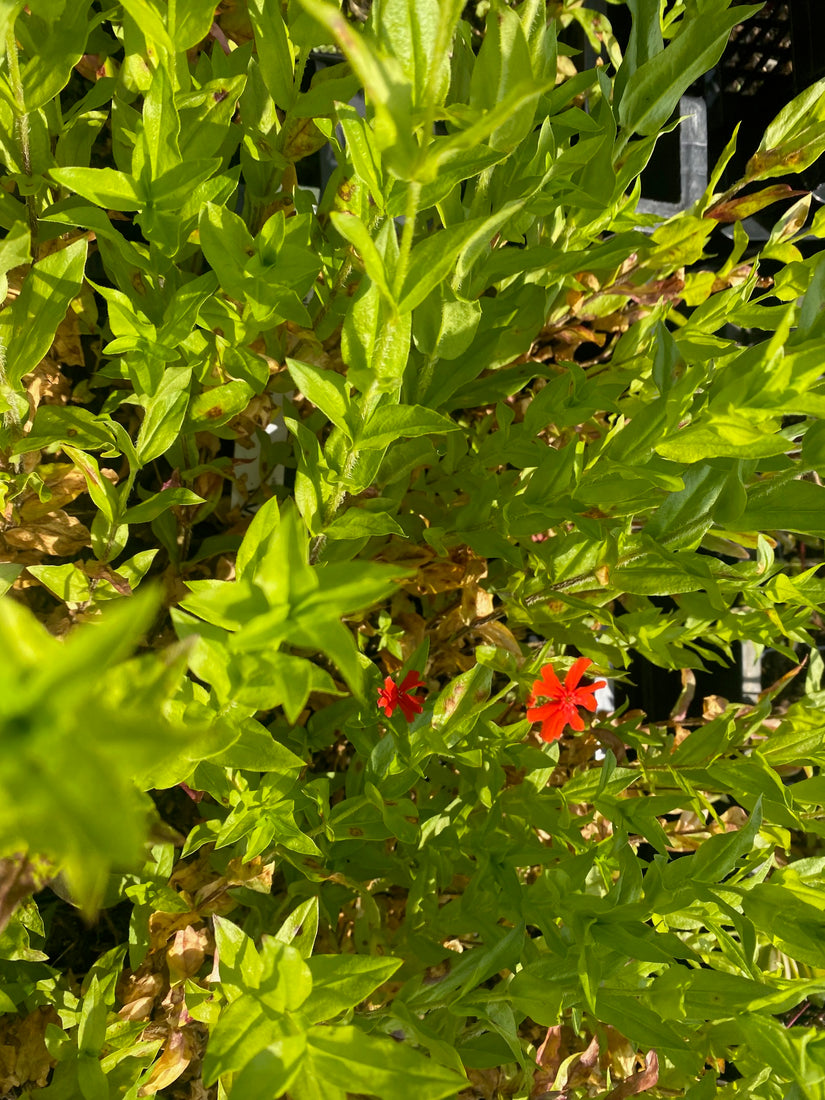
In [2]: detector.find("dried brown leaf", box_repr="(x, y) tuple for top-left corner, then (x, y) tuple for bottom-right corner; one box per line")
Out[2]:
(167, 927), (209, 985)
(476, 620), (523, 657)
(603, 1050), (659, 1099)
(3, 510), (92, 555)
(52, 309), (86, 367)
(0, 855), (53, 934)
(137, 1029), (194, 1097)
(17, 465), (88, 521)
(0, 1008), (59, 1093)
(23, 358), (71, 423)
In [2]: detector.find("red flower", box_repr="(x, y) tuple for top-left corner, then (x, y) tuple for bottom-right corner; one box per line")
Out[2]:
(377, 669), (426, 722)
(526, 657), (606, 743)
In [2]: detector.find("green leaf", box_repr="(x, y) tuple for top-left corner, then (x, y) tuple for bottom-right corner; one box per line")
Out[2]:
(434, 74), (560, 163)
(258, 653), (340, 724)
(49, 166), (143, 211)
(645, 463), (731, 548)
(358, 405), (459, 451)
(62, 445), (119, 524)
(0, 221), (30, 281)
(303, 955), (403, 1023)
(136, 366), (191, 457)
(237, 495), (281, 581)
(341, 279), (412, 396)
(275, 897), (319, 958)
(469, 2), (535, 151)
(741, 883), (825, 969)
(123, 488), (205, 525)
(413, 284), (480, 361)
(303, 1025), (467, 1100)
(138, 67), (178, 180)
(13, 406), (116, 454)
(325, 508), (404, 540)
(655, 414), (792, 462)
(747, 75), (825, 182)
(0, 563), (23, 596)
(20, 0), (96, 112)
(210, 719), (306, 773)
(286, 358), (353, 439)
(386, 145), (507, 219)
(666, 799), (762, 888)
(173, 0), (222, 49)
(27, 563), (91, 604)
(202, 997), (274, 1084)
(0, 592), (200, 910)
(329, 211), (393, 305)
(374, 0), (459, 109)
(405, 923), (523, 1009)
(0, 2), (23, 50)
(198, 201), (255, 302)
(226, 1027), (307, 1098)
(613, 0), (663, 106)
(618, 2), (761, 137)
(297, 0), (416, 176)
(739, 478), (825, 537)
(248, 0), (295, 109)
(5, 238), (88, 388)
(397, 218), (491, 313)
(596, 991), (687, 1050)
(186, 379), (253, 430)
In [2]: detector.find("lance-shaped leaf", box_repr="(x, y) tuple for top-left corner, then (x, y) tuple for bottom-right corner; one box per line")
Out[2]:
(618, 2), (761, 137)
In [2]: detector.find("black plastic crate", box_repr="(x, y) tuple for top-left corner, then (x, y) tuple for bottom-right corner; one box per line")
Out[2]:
(708, 0), (825, 192)
(605, 0), (825, 211)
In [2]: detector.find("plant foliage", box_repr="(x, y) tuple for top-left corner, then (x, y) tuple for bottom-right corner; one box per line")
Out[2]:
(3, 0), (825, 1097)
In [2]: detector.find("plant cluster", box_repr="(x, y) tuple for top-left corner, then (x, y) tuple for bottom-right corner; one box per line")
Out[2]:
(3, 0), (825, 1097)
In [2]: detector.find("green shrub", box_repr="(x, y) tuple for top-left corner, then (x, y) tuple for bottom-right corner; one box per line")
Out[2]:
(3, 1), (825, 1097)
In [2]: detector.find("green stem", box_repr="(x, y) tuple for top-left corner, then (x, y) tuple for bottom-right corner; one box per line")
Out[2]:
(308, 447), (361, 565)
(312, 248), (355, 332)
(393, 180), (421, 301)
(0, 338), (22, 471)
(418, 354), (437, 401)
(468, 164), (495, 219)
(5, 27), (37, 255)
(313, 208), (384, 331)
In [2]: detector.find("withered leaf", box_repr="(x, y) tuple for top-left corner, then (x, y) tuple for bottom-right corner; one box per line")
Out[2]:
(3, 510), (92, 555)
(0, 1008), (59, 1093)
(17, 465), (87, 521)
(137, 1029), (194, 1097)
(603, 1050), (659, 1100)
(167, 926), (208, 985)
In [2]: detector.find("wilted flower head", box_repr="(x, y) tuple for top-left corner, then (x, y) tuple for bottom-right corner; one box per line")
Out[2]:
(526, 657), (606, 744)
(377, 670), (426, 723)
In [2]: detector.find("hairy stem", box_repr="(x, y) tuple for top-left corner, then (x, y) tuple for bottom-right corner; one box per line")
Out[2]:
(393, 180), (421, 300)
(313, 207), (384, 331)
(5, 27), (38, 255)
(308, 447), (361, 565)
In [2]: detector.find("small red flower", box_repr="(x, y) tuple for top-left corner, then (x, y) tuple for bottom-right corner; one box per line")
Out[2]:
(526, 656), (606, 744)
(377, 669), (426, 723)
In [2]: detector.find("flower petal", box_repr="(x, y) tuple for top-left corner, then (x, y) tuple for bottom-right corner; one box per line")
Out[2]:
(573, 679), (607, 696)
(399, 694), (423, 722)
(567, 708), (585, 731)
(400, 669), (425, 692)
(533, 663), (563, 699)
(574, 692), (599, 713)
(377, 677), (399, 717)
(539, 710), (567, 743)
(527, 700), (561, 724)
(564, 656), (592, 691)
